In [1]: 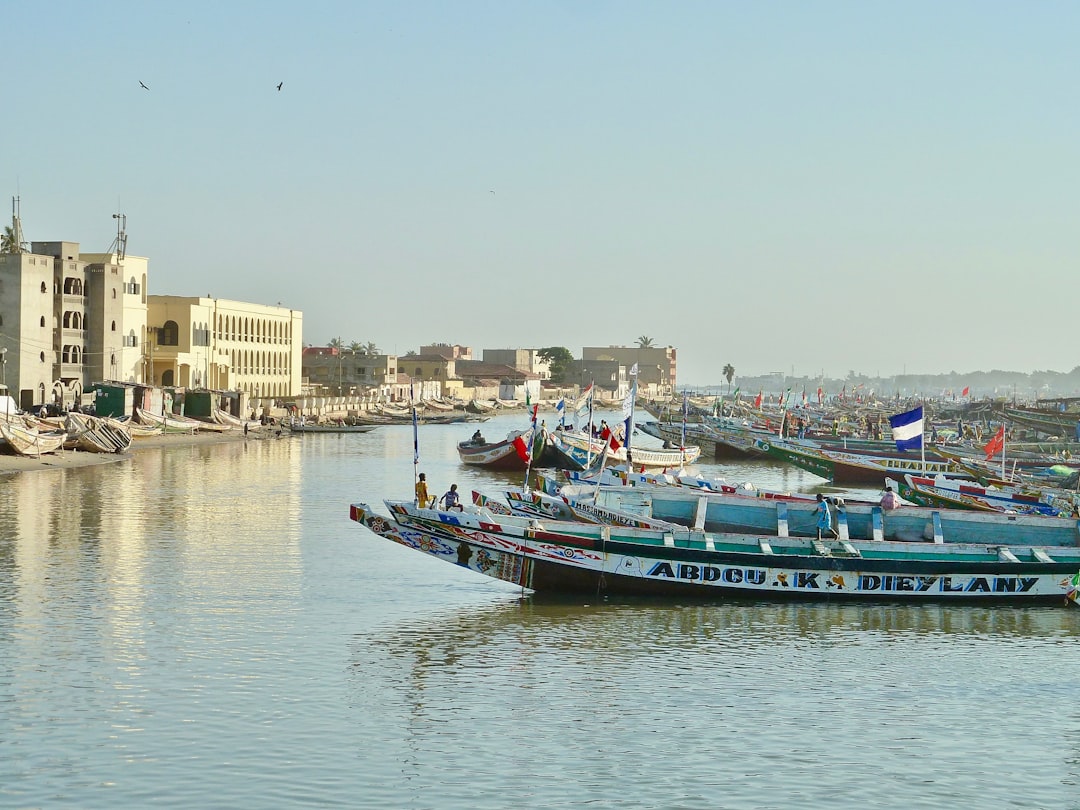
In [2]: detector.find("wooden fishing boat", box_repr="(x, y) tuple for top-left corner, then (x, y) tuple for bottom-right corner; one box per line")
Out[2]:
(135, 407), (200, 434)
(65, 413), (132, 453)
(0, 420), (66, 456)
(547, 430), (701, 471)
(895, 474), (1078, 517)
(349, 498), (1080, 604)
(457, 430), (538, 471)
(288, 422), (377, 434)
(751, 436), (961, 484)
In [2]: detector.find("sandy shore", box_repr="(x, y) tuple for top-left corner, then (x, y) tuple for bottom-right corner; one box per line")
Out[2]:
(0, 427), (282, 476)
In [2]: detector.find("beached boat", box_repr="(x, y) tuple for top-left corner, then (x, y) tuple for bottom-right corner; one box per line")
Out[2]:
(895, 473), (1078, 517)
(65, 413), (132, 453)
(0, 420), (67, 456)
(751, 436), (960, 484)
(135, 407), (201, 434)
(350, 498), (1080, 604)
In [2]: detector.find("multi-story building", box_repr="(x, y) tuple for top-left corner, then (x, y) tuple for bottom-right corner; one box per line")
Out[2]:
(147, 296), (303, 399)
(0, 240), (146, 410)
(481, 348), (551, 380)
(582, 345), (677, 395)
(301, 347), (399, 397)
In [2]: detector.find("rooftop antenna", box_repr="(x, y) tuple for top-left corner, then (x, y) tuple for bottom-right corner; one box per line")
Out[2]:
(9, 197), (26, 253)
(110, 213), (127, 261)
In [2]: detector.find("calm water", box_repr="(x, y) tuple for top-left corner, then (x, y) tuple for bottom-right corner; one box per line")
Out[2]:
(2, 413), (1079, 809)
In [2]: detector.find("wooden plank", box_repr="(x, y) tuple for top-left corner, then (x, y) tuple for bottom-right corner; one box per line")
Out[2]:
(693, 495), (708, 530)
(776, 501), (789, 538)
(870, 507), (884, 542)
(932, 512), (943, 544)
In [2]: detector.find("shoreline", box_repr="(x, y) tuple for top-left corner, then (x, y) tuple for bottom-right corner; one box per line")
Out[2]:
(0, 427), (283, 476)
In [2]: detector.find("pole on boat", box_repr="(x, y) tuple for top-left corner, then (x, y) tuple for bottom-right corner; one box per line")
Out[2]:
(623, 365), (638, 484)
(523, 404), (539, 493)
(921, 403), (926, 475)
(411, 383), (420, 503)
(1001, 418), (1007, 481)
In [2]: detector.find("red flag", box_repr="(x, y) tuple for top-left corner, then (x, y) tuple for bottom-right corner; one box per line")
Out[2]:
(754, 391), (763, 409)
(962, 386), (970, 397)
(512, 434), (531, 463)
(817, 387), (823, 404)
(983, 425), (1005, 459)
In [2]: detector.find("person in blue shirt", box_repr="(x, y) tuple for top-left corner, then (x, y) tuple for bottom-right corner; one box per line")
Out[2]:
(815, 493), (832, 540)
(440, 483), (463, 511)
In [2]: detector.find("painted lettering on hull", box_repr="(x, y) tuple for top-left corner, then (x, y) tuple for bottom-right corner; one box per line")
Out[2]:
(645, 562), (1044, 596)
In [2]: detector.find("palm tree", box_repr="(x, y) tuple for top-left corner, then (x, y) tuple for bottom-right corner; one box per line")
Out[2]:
(349, 341), (363, 354)
(723, 363), (735, 394)
(1, 225), (21, 254)
(636, 336), (655, 349)
(328, 337), (344, 394)
(365, 341), (380, 356)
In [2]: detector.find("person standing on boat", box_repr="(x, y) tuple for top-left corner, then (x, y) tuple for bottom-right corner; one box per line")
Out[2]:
(815, 493), (833, 540)
(416, 473), (432, 508)
(440, 483), (463, 511)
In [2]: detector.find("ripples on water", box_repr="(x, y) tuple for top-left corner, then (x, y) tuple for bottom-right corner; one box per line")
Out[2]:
(1, 415), (1079, 809)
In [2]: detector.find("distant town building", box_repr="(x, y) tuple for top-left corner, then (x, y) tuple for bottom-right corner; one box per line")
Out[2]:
(420, 343), (472, 360)
(582, 345), (677, 395)
(482, 348), (551, 380)
(301, 347), (399, 398)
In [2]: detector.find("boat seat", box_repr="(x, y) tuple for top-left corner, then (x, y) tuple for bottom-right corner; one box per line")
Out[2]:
(758, 539), (775, 555)
(775, 502), (789, 538)
(1031, 548), (1054, 563)
(997, 547), (1021, 563)
(812, 539), (831, 556)
(663, 532), (675, 548)
(839, 541), (861, 557)
(870, 507), (884, 542)
(932, 512), (943, 544)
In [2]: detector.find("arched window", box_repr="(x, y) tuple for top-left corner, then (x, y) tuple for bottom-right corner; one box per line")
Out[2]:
(112, 288), (117, 299)
(160, 320), (179, 346)
(111, 320), (116, 332)
(41, 281), (47, 293)
(162, 369), (174, 386)
(40, 351), (45, 362)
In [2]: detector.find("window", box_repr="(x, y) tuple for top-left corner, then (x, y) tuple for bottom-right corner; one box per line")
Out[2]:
(39, 316), (44, 327)
(40, 281), (47, 293)
(111, 320), (116, 332)
(160, 320), (179, 346)
(112, 289), (116, 299)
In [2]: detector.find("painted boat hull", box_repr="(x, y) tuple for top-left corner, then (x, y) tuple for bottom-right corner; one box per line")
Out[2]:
(351, 500), (1080, 603)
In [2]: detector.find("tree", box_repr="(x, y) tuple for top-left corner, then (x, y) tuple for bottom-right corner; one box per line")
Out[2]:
(537, 346), (574, 383)
(349, 341), (363, 354)
(636, 335), (654, 348)
(365, 341), (380, 356)
(723, 363), (735, 393)
(1, 225), (22, 254)
(328, 337), (344, 350)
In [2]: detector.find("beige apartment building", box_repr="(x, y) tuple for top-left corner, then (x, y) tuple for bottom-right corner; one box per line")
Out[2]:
(147, 296), (303, 399)
(582, 345), (677, 395)
(0, 240), (146, 410)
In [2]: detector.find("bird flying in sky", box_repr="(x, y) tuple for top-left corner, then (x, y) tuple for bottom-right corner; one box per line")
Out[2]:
(277, 82), (283, 91)
(139, 81), (150, 90)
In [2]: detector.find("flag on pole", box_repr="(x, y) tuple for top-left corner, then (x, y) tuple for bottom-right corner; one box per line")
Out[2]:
(888, 406), (924, 451)
(574, 382), (594, 416)
(817, 387), (823, 405)
(962, 386), (970, 397)
(555, 398), (565, 426)
(512, 433), (531, 463)
(754, 390), (763, 409)
(983, 424), (1005, 459)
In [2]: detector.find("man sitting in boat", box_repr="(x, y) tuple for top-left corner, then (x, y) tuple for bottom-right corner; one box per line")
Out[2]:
(440, 483), (464, 511)
(471, 429), (485, 445)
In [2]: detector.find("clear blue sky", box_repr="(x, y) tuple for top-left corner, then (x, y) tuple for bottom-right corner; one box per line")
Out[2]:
(5, 1), (1078, 385)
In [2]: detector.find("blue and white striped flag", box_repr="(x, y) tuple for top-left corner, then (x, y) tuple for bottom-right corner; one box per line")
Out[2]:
(888, 406), (924, 451)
